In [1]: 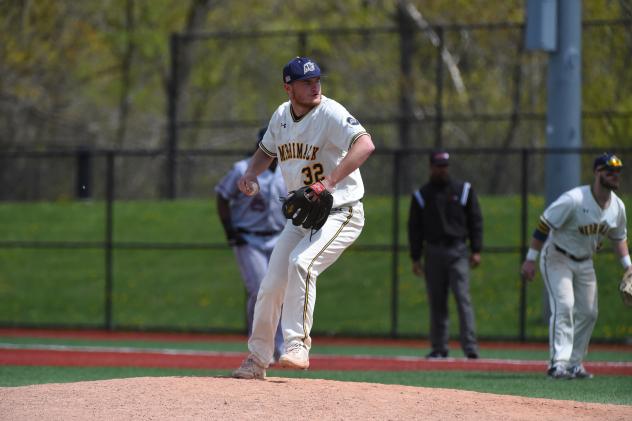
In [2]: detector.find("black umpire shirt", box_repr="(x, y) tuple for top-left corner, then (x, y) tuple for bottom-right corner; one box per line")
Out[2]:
(408, 178), (483, 261)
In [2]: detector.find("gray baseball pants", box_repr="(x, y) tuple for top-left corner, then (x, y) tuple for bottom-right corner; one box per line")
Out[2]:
(424, 242), (478, 355)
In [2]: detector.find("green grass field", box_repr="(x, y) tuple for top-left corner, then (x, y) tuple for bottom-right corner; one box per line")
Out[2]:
(1, 196), (631, 341)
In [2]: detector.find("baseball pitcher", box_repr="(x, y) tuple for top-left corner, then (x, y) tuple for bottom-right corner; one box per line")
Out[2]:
(232, 56), (375, 380)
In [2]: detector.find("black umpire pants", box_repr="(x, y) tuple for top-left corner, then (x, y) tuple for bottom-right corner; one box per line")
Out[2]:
(424, 242), (478, 355)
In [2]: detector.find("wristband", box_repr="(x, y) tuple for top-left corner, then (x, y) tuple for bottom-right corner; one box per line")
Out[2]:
(310, 181), (327, 195)
(525, 248), (539, 261)
(621, 255), (631, 269)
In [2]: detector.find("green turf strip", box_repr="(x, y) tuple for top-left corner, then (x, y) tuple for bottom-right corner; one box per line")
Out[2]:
(1, 336), (630, 362)
(1, 366), (631, 406)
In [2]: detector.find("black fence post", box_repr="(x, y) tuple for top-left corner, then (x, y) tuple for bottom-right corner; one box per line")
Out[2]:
(391, 151), (401, 338)
(166, 33), (180, 199)
(298, 31), (307, 55)
(435, 26), (444, 149)
(76, 147), (92, 199)
(519, 148), (529, 341)
(105, 152), (115, 330)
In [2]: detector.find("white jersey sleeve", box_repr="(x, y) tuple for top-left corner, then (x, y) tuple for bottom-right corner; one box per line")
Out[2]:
(324, 100), (368, 151)
(542, 191), (575, 230)
(259, 107), (282, 158)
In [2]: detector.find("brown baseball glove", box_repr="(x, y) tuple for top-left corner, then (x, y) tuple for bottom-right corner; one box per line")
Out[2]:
(619, 267), (632, 307)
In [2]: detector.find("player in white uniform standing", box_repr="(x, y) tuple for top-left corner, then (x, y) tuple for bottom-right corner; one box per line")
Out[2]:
(521, 153), (630, 379)
(232, 56), (375, 379)
(215, 127), (286, 361)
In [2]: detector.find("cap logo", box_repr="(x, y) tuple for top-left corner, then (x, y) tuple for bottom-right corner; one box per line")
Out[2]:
(608, 155), (622, 168)
(303, 61), (316, 74)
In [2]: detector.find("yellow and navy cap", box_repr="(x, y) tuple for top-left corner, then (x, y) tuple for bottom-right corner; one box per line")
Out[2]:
(593, 152), (623, 171)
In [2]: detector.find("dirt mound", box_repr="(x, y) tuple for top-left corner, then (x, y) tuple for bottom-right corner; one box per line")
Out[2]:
(1, 376), (630, 420)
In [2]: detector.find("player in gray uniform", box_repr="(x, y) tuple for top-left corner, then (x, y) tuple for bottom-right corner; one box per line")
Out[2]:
(215, 128), (286, 361)
(521, 152), (631, 379)
(232, 56), (375, 380)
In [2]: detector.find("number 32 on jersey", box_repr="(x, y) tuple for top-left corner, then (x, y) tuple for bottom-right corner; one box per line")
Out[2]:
(301, 163), (324, 185)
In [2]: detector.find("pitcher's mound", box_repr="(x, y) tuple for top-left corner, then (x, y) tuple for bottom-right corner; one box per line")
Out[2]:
(1, 376), (629, 420)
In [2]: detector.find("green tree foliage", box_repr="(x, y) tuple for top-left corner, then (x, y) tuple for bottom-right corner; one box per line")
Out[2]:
(0, 0), (630, 150)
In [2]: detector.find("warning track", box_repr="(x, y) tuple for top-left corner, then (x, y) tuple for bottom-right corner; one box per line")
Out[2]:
(1, 345), (631, 375)
(1, 328), (631, 375)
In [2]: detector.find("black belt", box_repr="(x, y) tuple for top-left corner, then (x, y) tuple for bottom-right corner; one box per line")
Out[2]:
(554, 245), (590, 262)
(236, 228), (281, 237)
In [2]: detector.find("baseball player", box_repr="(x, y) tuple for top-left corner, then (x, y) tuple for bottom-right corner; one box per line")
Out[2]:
(215, 128), (286, 361)
(520, 152), (630, 379)
(232, 56), (375, 380)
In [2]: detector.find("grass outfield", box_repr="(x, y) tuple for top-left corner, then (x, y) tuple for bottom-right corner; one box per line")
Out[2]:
(1, 196), (632, 341)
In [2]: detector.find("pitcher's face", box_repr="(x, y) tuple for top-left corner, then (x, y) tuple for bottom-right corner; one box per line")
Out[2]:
(285, 77), (321, 110)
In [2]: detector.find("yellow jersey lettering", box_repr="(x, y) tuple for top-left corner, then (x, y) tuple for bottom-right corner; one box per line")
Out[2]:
(277, 142), (319, 162)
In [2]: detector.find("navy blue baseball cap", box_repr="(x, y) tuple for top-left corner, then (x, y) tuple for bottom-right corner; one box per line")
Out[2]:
(593, 152), (623, 171)
(283, 56), (321, 83)
(429, 150), (450, 166)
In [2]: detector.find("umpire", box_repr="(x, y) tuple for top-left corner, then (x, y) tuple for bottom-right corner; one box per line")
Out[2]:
(408, 150), (483, 359)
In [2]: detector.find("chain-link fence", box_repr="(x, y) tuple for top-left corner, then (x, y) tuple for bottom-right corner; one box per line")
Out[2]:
(1, 147), (631, 342)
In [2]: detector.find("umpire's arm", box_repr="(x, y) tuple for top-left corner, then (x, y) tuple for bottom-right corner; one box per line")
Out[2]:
(465, 186), (483, 267)
(408, 194), (424, 277)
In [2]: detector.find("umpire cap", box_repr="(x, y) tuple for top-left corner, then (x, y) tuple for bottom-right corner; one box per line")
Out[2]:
(429, 150), (450, 166)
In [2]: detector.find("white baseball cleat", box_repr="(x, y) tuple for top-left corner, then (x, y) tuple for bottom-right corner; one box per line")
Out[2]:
(232, 354), (266, 380)
(568, 364), (594, 379)
(547, 363), (572, 379)
(279, 342), (310, 369)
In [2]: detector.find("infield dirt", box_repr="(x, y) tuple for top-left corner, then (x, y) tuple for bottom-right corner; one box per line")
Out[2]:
(2, 376), (631, 421)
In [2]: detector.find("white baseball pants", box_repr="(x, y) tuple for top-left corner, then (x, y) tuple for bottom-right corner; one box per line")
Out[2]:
(248, 202), (364, 366)
(540, 243), (598, 367)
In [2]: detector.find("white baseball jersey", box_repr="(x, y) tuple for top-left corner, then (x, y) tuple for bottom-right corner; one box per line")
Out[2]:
(259, 95), (368, 207)
(542, 185), (627, 258)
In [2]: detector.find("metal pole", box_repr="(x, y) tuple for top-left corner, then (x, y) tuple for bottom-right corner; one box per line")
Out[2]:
(298, 31), (307, 56)
(391, 151), (401, 337)
(105, 152), (115, 330)
(166, 33), (180, 199)
(545, 0), (582, 205)
(519, 148), (529, 341)
(397, 6), (413, 150)
(76, 147), (92, 200)
(435, 26), (444, 149)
